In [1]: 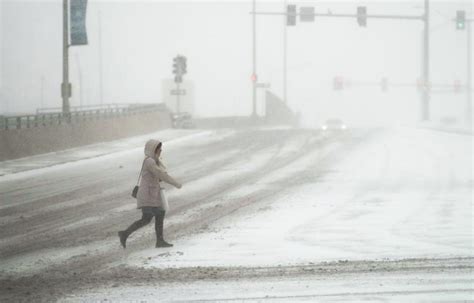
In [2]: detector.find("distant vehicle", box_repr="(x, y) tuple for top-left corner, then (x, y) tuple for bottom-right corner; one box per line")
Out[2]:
(171, 112), (195, 129)
(321, 118), (347, 131)
(440, 116), (457, 126)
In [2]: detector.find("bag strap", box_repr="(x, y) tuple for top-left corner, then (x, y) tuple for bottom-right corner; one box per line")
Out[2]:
(136, 158), (147, 185)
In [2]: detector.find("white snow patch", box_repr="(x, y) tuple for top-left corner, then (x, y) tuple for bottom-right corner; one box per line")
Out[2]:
(0, 129), (217, 181)
(124, 127), (473, 269)
(62, 270), (473, 302)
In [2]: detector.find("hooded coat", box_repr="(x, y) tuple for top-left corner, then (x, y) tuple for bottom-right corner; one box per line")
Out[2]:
(136, 139), (181, 210)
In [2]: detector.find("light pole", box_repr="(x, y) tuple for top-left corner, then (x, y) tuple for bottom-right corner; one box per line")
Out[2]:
(252, 0), (257, 118)
(283, 0), (288, 105)
(62, 0), (71, 115)
(467, 20), (472, 126)
(421, 0), (430, 121)
(98, 10), (104, 105)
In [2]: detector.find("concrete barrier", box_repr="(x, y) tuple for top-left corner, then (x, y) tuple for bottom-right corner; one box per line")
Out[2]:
(0, 111), (171, 161)
(193, 91), (298, 129)
(193, 116), (265, 129)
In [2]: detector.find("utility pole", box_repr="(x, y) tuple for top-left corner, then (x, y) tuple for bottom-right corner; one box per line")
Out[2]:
(176, 81), (181, 114)
(62, 0), (71, 115)
(252, 0), (257, 118)
(422, 0), (430, 121)
(283, 0), (288, 104)
(467, 21), (472, 126)
(98, 10), (104, 105)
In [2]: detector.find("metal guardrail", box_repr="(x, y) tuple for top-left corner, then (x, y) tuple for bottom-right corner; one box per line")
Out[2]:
(1, 103), (167, 130)
(35, 103), (131, 114)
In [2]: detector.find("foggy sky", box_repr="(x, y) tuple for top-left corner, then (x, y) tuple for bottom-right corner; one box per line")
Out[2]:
(0, 0), (472, 127)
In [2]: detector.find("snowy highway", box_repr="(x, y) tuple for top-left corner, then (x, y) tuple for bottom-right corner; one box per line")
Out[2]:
(0, 126), (472, 301)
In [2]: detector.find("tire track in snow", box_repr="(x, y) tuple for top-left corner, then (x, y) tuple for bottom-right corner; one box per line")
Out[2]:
(0, 130), (315, 260)
(40, 129), (373, 277)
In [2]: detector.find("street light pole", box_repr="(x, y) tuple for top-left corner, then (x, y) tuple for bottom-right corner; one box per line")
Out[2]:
(62, 0), (71, 115)
(467, 20), (472, 126)
(252, 0), (257, 118)
(421, 0), (430, 121)
(98, 10), (104, 105)
(283, 0), (287, 104)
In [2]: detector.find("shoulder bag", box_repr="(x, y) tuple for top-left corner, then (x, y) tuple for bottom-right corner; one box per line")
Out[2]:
(131, 159), (146, 198)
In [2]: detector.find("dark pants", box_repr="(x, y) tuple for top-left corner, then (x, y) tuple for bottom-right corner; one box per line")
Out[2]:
(124, 207), (166, 240)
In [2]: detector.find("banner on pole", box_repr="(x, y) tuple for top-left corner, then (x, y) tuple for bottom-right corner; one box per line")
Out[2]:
(70, 0), (88, 46)
(300, 7), (315, 22)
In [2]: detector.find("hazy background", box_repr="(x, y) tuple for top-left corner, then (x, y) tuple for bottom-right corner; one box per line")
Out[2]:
(0, 0), (472, 127)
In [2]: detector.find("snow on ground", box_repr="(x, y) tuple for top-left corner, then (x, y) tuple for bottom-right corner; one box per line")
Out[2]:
(0, 128), (218, 179)
(2, 125), (472, 301)
(0, 128), (234, 276)
(61, 269), (473, 302)
(121, 127), (472, 269)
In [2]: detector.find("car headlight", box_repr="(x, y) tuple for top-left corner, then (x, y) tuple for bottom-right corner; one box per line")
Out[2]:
(342, 125), (347, 129)
(322, 125), (327, 130)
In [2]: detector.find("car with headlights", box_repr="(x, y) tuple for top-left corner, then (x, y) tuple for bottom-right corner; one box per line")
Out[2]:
(321, 118), (347, 131)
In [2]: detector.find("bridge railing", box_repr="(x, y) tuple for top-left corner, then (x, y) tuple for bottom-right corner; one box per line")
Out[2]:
(0, 103), (167, 130)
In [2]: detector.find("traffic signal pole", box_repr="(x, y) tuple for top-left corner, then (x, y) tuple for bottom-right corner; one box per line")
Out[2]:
(253, 11), (423, 20)
(172, 55), (186, 114)
(176, 81), (181, 114)
(252, 3), (430, 121)
(467, 21), (472, 126)
(453, 11), (472, 126)
(252, 0), (257, 118)
(422, 0), (430, 121)
(62, 0), (71, 116)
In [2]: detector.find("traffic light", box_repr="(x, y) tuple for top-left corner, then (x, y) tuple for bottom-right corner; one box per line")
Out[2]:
(287, 5), (296, 26)
(456, 10), (465, 30)
(251, 73), (257, 82)
(172, 55), (187, 82)
(300, 7), (315, 23)
(357, 6), (367, 27)
(180, 56), (187, 74)
(172, 56), (179, 75)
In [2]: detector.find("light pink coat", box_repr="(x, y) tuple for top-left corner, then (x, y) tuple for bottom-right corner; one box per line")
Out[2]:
(136, 139), (181, 210)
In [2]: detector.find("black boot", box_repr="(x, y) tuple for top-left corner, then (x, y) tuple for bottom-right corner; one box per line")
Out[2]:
(155, 210), (172, 247)
(156, 239), (173, 248)
(118, 231), (127, 248)
(119, 213), (153, 249)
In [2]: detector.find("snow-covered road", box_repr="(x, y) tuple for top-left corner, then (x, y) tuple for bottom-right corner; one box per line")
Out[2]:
(0, 126), (472, 301)
(126, 127), (472, 269)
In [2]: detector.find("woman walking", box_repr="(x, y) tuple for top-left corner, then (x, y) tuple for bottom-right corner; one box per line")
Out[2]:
(118, 139), (182, 248)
